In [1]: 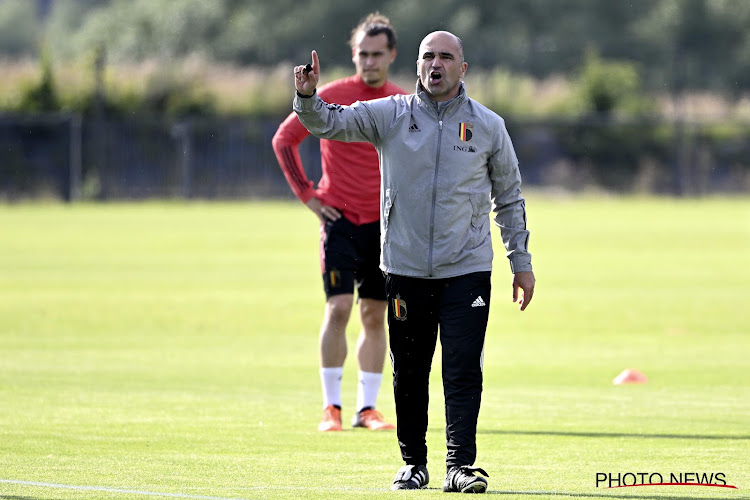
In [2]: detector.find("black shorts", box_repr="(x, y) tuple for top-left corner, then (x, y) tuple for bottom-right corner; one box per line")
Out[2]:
(321, 216), (386, 301)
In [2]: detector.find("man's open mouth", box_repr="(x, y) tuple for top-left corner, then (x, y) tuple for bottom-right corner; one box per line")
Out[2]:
(430, 71), (442, 84)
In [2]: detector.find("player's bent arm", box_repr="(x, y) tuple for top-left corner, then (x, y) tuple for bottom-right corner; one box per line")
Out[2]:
(272, 114), (316, 203)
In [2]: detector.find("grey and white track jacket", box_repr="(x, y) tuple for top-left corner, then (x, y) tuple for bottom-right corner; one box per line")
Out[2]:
(294, 82), (532, 278)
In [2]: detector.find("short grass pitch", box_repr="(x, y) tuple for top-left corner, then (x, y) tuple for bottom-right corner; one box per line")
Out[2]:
(1, 196), (748, 499)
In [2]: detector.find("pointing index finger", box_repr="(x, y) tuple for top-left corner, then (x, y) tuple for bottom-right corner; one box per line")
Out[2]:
(311, 50), (319, 76)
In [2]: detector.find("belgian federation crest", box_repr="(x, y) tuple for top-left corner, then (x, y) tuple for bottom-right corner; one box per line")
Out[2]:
(393, 294), (408, 321)
(459, 122), (473, 141)
(329, 270), (341, 288)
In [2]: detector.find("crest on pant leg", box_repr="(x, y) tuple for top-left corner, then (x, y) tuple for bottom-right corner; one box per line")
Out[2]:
(329, 270), (341, 288)
(393, 294), (407, 321)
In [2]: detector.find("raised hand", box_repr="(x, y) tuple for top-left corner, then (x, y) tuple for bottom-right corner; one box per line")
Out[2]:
(294, 50), (320, 96)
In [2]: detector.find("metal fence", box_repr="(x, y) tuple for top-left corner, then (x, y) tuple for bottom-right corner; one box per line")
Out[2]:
(0, 113), (81, 201)
(1, 112), (748, 201)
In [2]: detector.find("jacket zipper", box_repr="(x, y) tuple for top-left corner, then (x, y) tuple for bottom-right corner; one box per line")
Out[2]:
(428, 118), (443, 277)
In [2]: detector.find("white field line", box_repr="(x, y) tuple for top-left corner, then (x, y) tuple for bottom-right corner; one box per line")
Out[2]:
(0, 479), (395, 497)
(1, 479), (631, 498)
(0, 479), (258, 500)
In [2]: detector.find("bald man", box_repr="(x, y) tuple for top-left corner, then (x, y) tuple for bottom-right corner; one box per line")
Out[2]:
(292, 31), (536, 494)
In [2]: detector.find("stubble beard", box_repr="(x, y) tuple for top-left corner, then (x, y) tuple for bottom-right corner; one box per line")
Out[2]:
(361, 69), (384, 87)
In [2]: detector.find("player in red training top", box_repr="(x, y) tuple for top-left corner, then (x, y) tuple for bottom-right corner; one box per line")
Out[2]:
(272, 13), (405, 432)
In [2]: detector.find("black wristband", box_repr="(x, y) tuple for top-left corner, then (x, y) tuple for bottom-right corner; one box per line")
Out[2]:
(296, 89), (316, 99)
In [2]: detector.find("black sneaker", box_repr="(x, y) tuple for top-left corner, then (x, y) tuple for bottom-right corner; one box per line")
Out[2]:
(443, 466), (488, 493)
(390, 464), (429, 490)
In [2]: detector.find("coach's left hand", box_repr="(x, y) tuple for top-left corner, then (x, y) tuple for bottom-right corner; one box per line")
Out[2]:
(512, 271), (535, 311)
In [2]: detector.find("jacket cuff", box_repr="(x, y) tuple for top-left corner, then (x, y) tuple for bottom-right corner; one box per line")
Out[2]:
(296, 89), (316, 99)
(293, 90), (319, 112)
(509, 253), (533, 273)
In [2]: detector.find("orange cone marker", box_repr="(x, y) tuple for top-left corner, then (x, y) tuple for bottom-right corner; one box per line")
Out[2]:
(613, 368), (648, 385)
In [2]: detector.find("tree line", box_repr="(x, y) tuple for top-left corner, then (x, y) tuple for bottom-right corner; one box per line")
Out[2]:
(1, 0), (749, 96)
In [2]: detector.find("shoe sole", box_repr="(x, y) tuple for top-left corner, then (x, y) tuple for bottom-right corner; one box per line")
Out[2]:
(462, 481), (487, 493)
(352, 421), (395, 430)
(318, 423), (342, 432)
(353, 424), (395, 430)
(391, 483), (428, 490)
(443, 481), (487, 493)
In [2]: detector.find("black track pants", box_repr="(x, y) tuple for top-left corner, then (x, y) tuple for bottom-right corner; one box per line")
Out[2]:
(386, 271), (491, 469)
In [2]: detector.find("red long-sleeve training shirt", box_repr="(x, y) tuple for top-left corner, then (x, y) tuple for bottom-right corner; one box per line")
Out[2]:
(272, 75), (405, 225)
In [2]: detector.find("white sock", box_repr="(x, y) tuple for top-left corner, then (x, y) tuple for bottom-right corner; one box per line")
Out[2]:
(356, 371), (383, 412)
(320, 367), (344, 409)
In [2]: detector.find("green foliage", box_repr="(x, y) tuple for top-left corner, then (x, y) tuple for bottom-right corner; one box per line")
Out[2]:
(43, 0), (222, 62)
(93, 75), (216, 118)
(137, 71), (216, 117)
(558, 119), (673, 191)
(553, 51), (667, 191)
(2, 0), (749, 95)
(466, 69), (576, 118)
(5, 48), (215, 117)
(17, 47), (60, 112)
(576, 49), (647, 116)
(695, 123), (750, 172)
(0, 0), (40, 56)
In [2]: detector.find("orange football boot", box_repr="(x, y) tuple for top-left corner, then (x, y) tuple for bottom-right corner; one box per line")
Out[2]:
(352, 408), (395, 430)
(318, 405), (343, 432)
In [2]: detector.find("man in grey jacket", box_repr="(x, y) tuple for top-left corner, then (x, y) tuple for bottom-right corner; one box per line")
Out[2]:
(293, 31), (535, 494)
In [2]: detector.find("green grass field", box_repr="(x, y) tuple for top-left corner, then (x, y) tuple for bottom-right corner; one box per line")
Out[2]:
(1, 196), (749, 500)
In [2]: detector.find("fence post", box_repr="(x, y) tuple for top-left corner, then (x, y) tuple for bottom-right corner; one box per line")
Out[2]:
(172, 121), (192, 199)
(68, 113), (82, 202)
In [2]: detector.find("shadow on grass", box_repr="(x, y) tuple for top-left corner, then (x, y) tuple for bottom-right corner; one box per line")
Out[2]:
(487, 490), (748, 500)
(480, 429), (750, 441)
(418, 486), (746, 499)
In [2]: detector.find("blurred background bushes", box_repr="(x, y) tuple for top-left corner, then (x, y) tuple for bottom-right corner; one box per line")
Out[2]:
(0, 0), (749, 119)
(1, 0), (749, 199)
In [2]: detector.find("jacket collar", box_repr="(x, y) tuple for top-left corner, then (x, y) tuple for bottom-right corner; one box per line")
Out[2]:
(415, 80), (467, 111)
